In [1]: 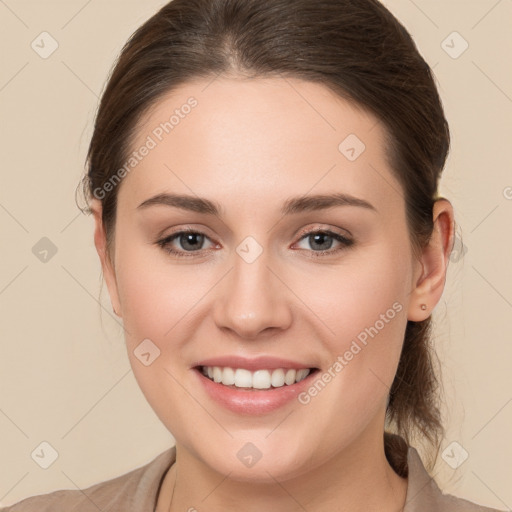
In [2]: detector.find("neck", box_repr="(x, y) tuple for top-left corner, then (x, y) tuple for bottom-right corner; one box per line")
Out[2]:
(157, 427), (408, 512)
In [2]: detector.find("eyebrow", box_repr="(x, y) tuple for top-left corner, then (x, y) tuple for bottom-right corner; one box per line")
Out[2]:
(136, 192), (377, 216)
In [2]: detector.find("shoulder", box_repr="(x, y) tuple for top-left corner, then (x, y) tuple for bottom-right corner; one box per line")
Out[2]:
(402, 441), (504, 512)
(433, 492), (506, 512)
(384, 432), (504, 512)
(1, 446), (176, 512)
(410, 474), (505, 512)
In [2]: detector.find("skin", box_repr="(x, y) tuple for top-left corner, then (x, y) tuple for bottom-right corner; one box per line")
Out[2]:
(91, 76), (454, 512)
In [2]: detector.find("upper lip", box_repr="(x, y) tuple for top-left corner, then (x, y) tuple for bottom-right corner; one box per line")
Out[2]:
(193, 355), (317, 372)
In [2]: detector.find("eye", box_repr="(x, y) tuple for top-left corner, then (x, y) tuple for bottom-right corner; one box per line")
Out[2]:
(156, 226), (354, 259)
(293, 229), (354, 257)
(156, 229), (216, 258)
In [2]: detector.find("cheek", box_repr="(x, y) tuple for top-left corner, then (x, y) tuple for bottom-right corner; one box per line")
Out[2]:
(296, 238), (410, 343)
(114, 242), (203, 342)
(295, 242), (410, 405)
(112, 242), (203, 430)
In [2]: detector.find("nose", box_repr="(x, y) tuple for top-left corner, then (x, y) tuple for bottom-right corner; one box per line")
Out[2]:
(212, 248), (293, 340)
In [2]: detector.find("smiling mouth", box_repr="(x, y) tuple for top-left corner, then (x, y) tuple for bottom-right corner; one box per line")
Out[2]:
(196, 365), (320, 390)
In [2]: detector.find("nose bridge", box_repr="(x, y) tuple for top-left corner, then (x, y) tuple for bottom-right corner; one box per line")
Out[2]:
(212, 237), (292, 338)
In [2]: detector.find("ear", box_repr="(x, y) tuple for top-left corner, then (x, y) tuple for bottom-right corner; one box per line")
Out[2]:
(90, 198), (122, 317)
(407, 198), (455, 321)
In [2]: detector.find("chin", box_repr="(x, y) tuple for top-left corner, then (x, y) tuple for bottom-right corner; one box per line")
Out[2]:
(198, 444), (312, 484)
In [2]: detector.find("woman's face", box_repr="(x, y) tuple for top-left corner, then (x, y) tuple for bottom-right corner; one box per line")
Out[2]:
(95, 76), (425, 481)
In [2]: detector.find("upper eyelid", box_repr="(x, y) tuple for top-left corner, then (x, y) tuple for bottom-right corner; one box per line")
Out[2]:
(294, 223), (352, 239)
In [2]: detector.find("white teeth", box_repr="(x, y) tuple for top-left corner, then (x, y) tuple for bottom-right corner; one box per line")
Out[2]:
(271, 369), (286, 387)
(284, 369), (296, 385)
(252, 370), (271, 389)
(222, 367), (236, 385)
(234, 368), (253, 388)
(296, 368), (310, 382)
(201, 366), (312, 389)
(213, 367), (223, 383)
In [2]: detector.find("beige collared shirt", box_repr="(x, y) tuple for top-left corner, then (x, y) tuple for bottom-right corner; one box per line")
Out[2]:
(2, 437), (504, 511)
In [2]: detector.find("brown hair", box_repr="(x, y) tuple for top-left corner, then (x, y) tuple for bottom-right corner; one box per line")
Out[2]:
(78, 0), (450, 472)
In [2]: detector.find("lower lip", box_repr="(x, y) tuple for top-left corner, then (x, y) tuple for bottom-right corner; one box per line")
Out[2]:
(193, 367), (319, 415)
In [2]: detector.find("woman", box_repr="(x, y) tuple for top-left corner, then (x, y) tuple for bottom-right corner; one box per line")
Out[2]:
(3, 0), (504, 511)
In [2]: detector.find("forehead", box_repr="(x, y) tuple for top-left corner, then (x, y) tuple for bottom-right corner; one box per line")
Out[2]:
(118, 76), (403, 216)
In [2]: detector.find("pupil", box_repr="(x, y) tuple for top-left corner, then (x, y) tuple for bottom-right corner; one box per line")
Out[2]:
(311, 233), (332, 250)
(181, 233), (203, 250)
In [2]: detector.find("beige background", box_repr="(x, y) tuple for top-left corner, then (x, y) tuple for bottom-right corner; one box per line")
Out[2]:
(1, 0), (511, 509)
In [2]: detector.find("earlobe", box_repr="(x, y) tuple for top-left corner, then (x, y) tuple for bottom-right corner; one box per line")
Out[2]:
(90, 199), (122, 317)
(407, 198), (455, 322)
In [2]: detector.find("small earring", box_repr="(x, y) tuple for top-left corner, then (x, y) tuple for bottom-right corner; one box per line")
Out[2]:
(420, 304), (427, 310)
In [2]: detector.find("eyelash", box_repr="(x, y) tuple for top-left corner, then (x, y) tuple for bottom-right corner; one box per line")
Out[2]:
(156, 227), (354, 259)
